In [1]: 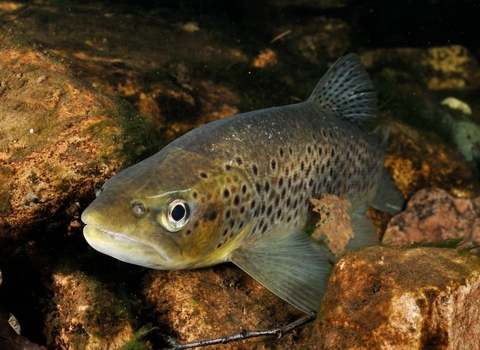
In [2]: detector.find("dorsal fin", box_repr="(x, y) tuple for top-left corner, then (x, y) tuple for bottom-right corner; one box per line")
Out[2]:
(308, 53), (377, 127)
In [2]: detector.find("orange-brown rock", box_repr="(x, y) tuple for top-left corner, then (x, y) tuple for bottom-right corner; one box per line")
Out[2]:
(143, 266), (307, 349)
(383, 188), (480, 248)
(309, 246), (480, 350)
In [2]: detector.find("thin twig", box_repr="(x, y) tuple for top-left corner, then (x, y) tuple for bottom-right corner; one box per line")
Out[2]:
(166, 312), (316, 349)
(270, 30), (292, 44)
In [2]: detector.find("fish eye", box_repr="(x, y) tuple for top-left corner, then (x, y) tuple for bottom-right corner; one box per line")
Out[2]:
(164, 199), (190, 232)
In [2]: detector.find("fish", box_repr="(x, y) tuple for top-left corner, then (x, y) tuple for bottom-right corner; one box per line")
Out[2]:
(81, 53), (403, 314)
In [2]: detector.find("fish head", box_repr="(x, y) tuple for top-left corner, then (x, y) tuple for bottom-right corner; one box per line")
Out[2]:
(82, 147), (251, 270)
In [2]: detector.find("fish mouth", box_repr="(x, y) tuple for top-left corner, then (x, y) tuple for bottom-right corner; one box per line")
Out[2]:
(83, 224), (173, 269)
(93, 226), (142, 245)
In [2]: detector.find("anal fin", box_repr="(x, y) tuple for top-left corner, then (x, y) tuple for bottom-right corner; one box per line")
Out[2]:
(230, 230), (330, 314)
(346, 203), (380, 250)
(370, 169), (405, 214)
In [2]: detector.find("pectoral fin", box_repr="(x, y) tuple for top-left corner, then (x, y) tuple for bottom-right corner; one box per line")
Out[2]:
(230, 230), (330, 314)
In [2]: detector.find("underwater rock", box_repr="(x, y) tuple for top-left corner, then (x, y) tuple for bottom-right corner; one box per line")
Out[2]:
(296, 17), (351, 64)
(143, 266), (307, 349)
(310, 246), (480, 350)
(0, 308), (47, 350)
(0, 31), (140, 348)
(383, 122), (479, 199)
(0, 33), (126, 239)
(441, 97), (472, 115)
(362, 45), (480, 91)
(383, 188), (480, 249)
(0, 269), (47, 349)
(45, 270), (135, 349)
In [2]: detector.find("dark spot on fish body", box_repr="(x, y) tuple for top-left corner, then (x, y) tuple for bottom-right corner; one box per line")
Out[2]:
(264, 181), (270, 193)
(223, 189), (230, 198)
(262, 224), (268, 234)
(240, 206), (245, 214)
(271, 160), (276, 170)
(241, 184), (247, 194)
(185, 229), (192, 235)
(192, 191), (198, 199)
(266, 205), (273, 217)
(278, 177), (284, 187)
(222, 228), (228, 236)
(279, 148), (284, 157)
(306, 165), (312, 177)
(255, 182), (261, 193)
(225, 210), (231, 219)
(236, 157), (243, 165)
(234, 195), (240, 206)
(281, 188), (286, 199)
(200, 172), (208, 178)
(229, 219), (235, 229)
(206, 209), (218, 221)
(252, 165), (258, 175)
(225, 164), (232, 171)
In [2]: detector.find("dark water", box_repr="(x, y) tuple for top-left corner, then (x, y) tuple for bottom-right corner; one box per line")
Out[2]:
(1, 0), (479, 348)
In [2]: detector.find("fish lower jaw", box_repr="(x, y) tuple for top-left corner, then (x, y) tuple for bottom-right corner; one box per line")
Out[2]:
(83, 224), (180, 268)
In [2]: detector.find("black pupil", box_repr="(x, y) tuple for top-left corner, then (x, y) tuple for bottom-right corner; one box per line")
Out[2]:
(171, 204), (186, 221)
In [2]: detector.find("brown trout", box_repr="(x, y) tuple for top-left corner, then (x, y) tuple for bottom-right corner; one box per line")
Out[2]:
(81, 54), (403, 314)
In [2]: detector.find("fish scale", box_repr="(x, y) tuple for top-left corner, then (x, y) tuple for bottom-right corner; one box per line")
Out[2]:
(81, 54), (403, 315)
